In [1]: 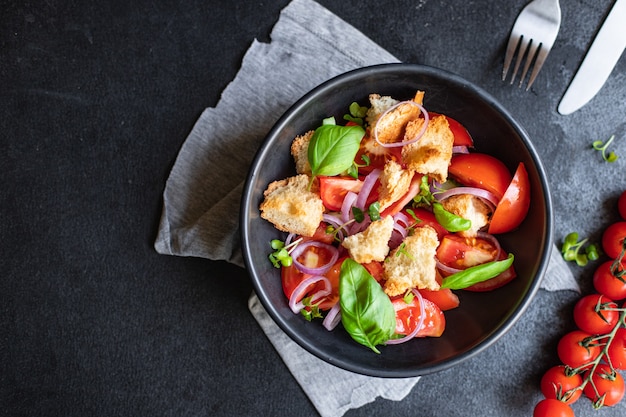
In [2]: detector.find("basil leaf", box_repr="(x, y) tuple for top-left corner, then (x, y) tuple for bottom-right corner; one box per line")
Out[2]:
(441, 254), (515, 290)
(432, 202), (471, 232)
(308, 124), (364, 178)
(339, 258), (396, 353)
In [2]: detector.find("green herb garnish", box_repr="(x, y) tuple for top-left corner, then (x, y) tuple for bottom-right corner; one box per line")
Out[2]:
(561, 232), (599, 266)
(441, 254), (515, 290)
(339, 259), (396, 353)
(592, 135), (619, 162)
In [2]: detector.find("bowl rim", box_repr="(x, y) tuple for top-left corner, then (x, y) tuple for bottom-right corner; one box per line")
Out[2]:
(240, 63), (554, 377)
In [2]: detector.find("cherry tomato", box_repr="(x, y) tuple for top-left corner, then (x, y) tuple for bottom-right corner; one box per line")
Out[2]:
(607, 328), (626, 370)
(557, 330), (601, 370)
(429, 113), (474, 147)
(583, 363), (625, 407)
(540, 365), (583, 404)
(318, 176), (364, 211)
(593, 260), (626, 301)
(488, 162), (531, 234)
(282, 256), (344, 311)
(602, 221), (626, 259)
(573, 294), (619, 335)
(448, 153), (513, 200)
(618, 190), (626, 221)
(391, 296), (445, 337)
(533, 398), (574, 417)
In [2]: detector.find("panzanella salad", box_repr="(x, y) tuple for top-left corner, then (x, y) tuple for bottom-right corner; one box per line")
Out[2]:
(259, 90), (531, 353)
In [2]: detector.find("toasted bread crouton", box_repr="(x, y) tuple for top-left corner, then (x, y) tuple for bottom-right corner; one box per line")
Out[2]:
(402, 114), (454, 183)
(341, 216), (394, 263)
(441, 194), (492, 237)
(290, 130), (314, 175)
(377, 160), (415, 211)
(367, 95), (424, 145)
(383, 226), (439, 296)
(260, 174), (323, 237)
(365, 94), (399, 126)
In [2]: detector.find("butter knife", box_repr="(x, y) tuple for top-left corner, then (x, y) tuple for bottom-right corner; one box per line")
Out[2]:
(558, 0), (626, 115)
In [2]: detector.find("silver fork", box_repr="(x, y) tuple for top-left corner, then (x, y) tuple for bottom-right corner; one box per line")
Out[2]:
(502, 0), (561, 90)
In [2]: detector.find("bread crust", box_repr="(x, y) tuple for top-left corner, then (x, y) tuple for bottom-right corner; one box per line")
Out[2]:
(259, 174), (324, 237)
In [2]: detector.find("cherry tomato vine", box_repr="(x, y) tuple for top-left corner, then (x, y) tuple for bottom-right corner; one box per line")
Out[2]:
(535, 191), (626, 417)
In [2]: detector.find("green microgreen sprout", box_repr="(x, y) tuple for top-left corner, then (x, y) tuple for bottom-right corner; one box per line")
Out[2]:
(412, 175), (436, 207)
(403, 289), (415, 304)
(592, 135), (619, 163)
(394, 242), (415, 260)
(268, 237), (303, 268)
(343, 101), (368, 126)
(299, 297), (323, 321)
(561, 232), (600, 266)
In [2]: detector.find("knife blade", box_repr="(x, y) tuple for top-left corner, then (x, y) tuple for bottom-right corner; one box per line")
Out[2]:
(558, 0), (626, 115)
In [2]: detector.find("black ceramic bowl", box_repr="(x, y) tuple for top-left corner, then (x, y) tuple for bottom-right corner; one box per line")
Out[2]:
(240, 63), (552, 378)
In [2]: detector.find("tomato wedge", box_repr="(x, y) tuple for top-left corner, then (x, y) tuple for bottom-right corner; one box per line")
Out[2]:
(401, 207), (448, 240)
(418, 270), (460, 311)
(318, 176), (363, 211)
(488, 162), (531, 234)
(419, 288), (459, 311)
(436, 234), (498, 270)
(448, 153), (512, 200)
(282, 255), (344, 311)
(392, 296), (445, 337)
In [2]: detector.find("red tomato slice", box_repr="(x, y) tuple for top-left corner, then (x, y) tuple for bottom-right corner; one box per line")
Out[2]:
(354, 133), (403, 173)
(363, 261), (385, 283)
(282, 255), (344, 311)
(418, 288), (459, 311)
(318, 176), (363, 211)
(302, 223), (336, 245)
(448, 153), (512, 200)
(392, 296), (445, 337)
(380, 175), (422, 217)
(418, 270), (460, 311)
(488, 162), (531, 234)
(401, 207), (448, 240)
(436, 234), (498, 270)
(430, 112), (473, 147)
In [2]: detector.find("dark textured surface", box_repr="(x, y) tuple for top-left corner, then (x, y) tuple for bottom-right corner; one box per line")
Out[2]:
(2, 1), (625, 416)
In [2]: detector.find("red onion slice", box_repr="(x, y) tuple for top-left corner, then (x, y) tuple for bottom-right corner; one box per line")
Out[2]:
(340, 191), (358, 223)
(386, 289), (426, 345)
(288, 275), (332, 314)
(290, 241), (339, 276)
(435, 186), (500, 211)
(355, 168), (381, 209)
(374, 101), (430, 148)
(322, 302), (342, 331)
(452, 145), (469, 154)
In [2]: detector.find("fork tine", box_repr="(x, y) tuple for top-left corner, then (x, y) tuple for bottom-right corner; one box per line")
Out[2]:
(509, 36), (530, 85)
(518, 40), (539, 88)
(525, 46), (550, 90)
(502, 35), (520, 80)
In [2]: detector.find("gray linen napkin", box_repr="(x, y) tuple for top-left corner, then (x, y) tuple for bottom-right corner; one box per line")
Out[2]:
(154, 0), (578, 416)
